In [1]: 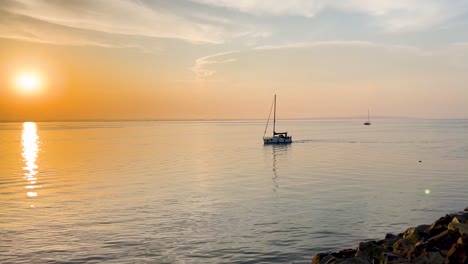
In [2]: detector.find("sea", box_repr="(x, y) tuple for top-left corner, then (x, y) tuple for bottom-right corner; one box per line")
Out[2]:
(1, 119), (467, 263)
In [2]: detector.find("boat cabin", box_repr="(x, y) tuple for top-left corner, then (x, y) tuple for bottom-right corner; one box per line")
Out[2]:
(274, 132), (290, 138)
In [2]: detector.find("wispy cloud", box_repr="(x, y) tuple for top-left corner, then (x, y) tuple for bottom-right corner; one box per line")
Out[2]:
(0, 0), (226, 46)
(254, 40), (432, 57)
(0, 11), (157, 52)
(2, 0), (466, 52)
(191, 51), (238, 82)
(192, 0), (324, 17)
(254, 40), (376, 50)
(453, 42), (468, 47)
(191, 0), (468, 32)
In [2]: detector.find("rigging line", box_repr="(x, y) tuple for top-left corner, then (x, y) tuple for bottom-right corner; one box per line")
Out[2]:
(263, 97), (275, 138)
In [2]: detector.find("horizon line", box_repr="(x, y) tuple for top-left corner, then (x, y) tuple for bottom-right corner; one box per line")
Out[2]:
(2, 116), (468, 123)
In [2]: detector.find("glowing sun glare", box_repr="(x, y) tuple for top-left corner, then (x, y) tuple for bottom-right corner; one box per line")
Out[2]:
(16, 73), (41, 92)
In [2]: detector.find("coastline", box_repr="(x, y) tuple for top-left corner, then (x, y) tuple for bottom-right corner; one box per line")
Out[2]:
(311, 207), (468, 264)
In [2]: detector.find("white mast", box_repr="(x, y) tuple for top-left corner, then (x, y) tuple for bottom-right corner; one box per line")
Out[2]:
(273, 94), (276, 135)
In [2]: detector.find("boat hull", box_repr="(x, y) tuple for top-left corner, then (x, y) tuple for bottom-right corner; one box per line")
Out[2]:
(263, 136), (292, 144)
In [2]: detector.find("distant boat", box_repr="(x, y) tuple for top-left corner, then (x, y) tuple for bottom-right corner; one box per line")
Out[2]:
(263, 95), (292, 144)
(364, 108), (371, 125)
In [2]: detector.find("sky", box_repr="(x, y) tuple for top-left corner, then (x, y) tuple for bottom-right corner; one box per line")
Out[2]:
(1, 0), (468, 121)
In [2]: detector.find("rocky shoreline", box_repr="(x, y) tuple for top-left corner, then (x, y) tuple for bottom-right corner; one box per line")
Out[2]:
(311, 207), (468, 264)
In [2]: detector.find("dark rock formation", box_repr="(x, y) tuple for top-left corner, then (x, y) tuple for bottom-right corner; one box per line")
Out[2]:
(311, 208), (468, 264)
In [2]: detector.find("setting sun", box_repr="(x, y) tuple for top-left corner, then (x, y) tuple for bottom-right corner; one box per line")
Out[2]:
(15, 73), (42, 93)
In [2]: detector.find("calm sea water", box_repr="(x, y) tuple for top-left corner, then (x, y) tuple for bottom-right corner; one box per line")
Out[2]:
(1, 119), (467, 263)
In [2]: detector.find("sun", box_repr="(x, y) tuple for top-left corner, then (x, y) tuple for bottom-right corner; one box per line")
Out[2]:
(15, 73), (42, 93)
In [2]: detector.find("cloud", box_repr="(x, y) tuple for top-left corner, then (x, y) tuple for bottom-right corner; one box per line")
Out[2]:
(191, 51), (238, 81)
(0, 10), (155, 52)
(2, 0), (466, 52)
(453, 42), (468, 47)
(0, 0), (226, 46)
(191, 0), (468, 32)
(189, 41), (429, 84)
(253, 40), (433, 58)
(254, 40), (376, 50)
(191, 0), (324, 17)
(254, 40), (431, 57)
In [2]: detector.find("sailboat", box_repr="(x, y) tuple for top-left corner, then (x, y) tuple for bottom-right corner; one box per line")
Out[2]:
(263, 95), (292, 144)
(364, 108), (371, 125)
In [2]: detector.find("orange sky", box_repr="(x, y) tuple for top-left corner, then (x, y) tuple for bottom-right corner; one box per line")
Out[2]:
(1, 1), (468, 121)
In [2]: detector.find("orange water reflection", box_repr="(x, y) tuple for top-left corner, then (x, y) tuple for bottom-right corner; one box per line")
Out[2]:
(22, 122), (40, 204)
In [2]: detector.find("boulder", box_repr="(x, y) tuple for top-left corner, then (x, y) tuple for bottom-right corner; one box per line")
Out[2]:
(311, 254), (372, 264)
(335, 248), (356, 258)
(445, 243), (467, 264)
(452, 212), (468, 224)
(310, 208), (468, 264)
(393, 239), (415, 256)
(385, 259), (411, 264)
(425, 215), (452, 237)
(407, 241), (428, 260)
(447, 222), (468, 236)
(334, 255), (372, 264)
(382, 234), (402, 251)
(312, 253), (334, 264)
(457, 235), (468, 247)
(426, 229), (460, 251)
(381, 252), (409, 264)
(403, 225), (430, 244)
(356, 241), (387, 262)
(412, 251), (444, 264)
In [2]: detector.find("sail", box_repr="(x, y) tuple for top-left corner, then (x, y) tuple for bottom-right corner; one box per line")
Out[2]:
(263, 95), (275, 138)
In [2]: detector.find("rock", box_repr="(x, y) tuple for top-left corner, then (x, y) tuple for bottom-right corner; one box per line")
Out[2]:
(403, 225), (430, 244)
(457, 235), (468, 247)
(426, 215), (452, 237)
(451, 213), (468, 224)
(334, 255), (372, 264)
(381, 233), (402, 251)
(312, 253), (334, 264)
(310, 208), (468, 264)
(445, 243), (467, 264)
(311, 254), (372, 264)
(380, 252), (409, 264)
(335, 248), (356, 258)
(356, 241), (387, 262)
(393, 239), (415, 256)
(435, 214), (453, 226)
(407, 241), (428, 260)
(412, 251), (445, 264)
(426, 229), (460, 251)
(448, 222), (468, 236)
(386, 259), (411, 264)
(385, 256), (412, 263)
(440, 249), (449, 257)
(448, 222), (468, 249)
(385, 233), (399, 240)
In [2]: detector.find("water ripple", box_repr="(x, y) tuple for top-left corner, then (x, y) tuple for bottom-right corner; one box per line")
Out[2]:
(1, 120), (467, 263)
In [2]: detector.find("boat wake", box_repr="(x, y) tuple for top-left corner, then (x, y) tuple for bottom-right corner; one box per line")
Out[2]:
(292, 139), (427, 144)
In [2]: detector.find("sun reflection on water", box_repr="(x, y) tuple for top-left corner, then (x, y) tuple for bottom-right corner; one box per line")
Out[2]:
(22, 122), (40, 204)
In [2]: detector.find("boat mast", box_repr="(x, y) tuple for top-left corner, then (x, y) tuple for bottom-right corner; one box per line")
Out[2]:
(368, 108), (370, 123)
(273, 94), (276, 135)
(263, 95), (275, 139)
